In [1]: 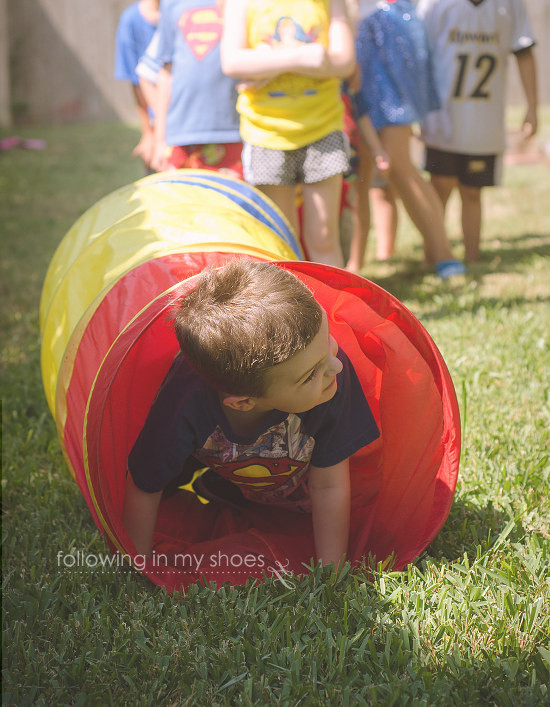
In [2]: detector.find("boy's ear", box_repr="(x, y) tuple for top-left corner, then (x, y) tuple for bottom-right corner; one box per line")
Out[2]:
(222, 394), (257, 412)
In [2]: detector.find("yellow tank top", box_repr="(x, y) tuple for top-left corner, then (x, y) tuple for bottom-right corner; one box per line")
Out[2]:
(237, 0), (344, 149)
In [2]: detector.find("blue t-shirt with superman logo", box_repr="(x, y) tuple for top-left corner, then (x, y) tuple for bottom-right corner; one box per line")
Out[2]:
(129, 349), (379, 511)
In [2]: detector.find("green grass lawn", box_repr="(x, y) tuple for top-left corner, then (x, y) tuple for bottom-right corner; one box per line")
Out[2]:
(2, 119), (549, 705)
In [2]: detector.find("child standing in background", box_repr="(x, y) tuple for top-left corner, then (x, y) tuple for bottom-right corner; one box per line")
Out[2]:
(220, 0), (360, 267)
(345, 0), (399, 272)
(418, 0), (538, 262)
(114, 0), (160, 172)
(352, 0), (465, 278)
(150, 0), (243, 177)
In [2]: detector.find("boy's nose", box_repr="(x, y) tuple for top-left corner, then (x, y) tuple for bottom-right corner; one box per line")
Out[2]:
(328, 355), (343, 376)
(327, 337), (342, 375)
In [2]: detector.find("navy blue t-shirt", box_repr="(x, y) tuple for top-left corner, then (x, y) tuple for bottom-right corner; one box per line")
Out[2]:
(129, 349), (379, 510)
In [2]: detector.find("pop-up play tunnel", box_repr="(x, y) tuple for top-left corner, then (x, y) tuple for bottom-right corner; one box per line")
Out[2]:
(40, 169), (460, 593)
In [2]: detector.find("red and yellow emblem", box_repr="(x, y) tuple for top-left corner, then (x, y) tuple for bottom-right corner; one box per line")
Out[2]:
(178, 6), (223, 60)
(209, 457), (305, 491)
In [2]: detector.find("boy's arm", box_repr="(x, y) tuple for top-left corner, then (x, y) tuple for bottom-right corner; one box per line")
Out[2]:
(122, 474), (163, 557)
(357, 114), (390, 178)
(308, 459), (351, 567)
(221, 0), (327, 80)
(151, 64), (173, 172)
(323, 0), (356, 78)
(291, 0), (356, 79)
(137, 30), (161, 112)
(221, 0), (353, 81)
(515, 47), (538, 136)
(138, 75), (157, 116)
(132, 83), (155, 168)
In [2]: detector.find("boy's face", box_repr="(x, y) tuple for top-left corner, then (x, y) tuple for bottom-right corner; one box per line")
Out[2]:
(254, 311), (343, 414)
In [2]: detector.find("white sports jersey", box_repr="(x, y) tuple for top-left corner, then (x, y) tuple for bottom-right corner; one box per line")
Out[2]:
(417, 0), (535, 154)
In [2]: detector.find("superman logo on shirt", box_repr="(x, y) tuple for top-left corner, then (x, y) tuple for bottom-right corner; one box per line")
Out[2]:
(178, 6), (223, 60)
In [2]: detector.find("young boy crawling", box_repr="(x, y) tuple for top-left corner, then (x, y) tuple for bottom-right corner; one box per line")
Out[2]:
(123, 260), (379, 567)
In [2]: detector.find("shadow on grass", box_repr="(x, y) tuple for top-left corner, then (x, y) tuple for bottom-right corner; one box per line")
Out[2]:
(363, 232), (550, 316)
(424, 495), (511, 564)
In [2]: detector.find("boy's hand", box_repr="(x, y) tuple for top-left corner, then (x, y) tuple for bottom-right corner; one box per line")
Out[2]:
(122, 474), (163, 557)
(298, 43), (329, 72)
(522, 107), (538, 137)
(346, 62), (362, 94)
(374, 150), (390, 179)
(151, 140), (171, 173)
(133, 131), (155, 170)
(308, 459), (350, 567)
(236, 77), (275, 92)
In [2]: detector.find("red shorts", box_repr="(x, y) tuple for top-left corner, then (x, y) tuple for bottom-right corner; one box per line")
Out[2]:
(168, 142), (243, 178)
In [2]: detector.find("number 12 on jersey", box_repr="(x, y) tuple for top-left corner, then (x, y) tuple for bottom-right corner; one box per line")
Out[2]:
(453, 53), (497, 100)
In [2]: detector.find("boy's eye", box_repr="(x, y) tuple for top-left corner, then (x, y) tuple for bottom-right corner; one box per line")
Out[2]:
(303, 368), (319, 385)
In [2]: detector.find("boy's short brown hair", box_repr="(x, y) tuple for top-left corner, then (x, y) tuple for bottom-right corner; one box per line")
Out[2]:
(173, 260), (323, 396)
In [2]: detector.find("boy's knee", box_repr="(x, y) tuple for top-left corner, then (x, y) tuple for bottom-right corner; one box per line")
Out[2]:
(459, 184), (482, 204)
(305, 226), (339, 253)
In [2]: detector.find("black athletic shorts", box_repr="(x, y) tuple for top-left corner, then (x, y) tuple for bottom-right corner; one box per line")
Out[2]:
(424, 147), (501, 188)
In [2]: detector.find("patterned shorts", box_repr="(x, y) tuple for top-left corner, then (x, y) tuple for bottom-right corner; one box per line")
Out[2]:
(168, 142), (243, 179)
(242, 130), (350, 186)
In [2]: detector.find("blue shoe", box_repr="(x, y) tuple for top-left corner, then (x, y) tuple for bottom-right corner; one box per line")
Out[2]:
(435, 260), (466, 280)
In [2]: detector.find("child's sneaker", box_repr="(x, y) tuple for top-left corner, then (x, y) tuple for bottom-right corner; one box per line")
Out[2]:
(435, 259), (467, 280)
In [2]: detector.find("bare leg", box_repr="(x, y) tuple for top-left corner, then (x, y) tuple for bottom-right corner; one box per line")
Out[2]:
(343, 183), (362, 271)
(302, 174), (345, 267)
(346, 140), (374, 272)
(458, 183), (482, 262)
(430, 173), (457, 212)
(258, 184), (300, 237)
(380, 125), (456, 264)
(430, 173), (457, 261)
(370, 183), (398, 260)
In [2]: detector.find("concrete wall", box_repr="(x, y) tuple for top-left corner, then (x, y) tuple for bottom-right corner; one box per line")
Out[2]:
(1, 0), (548, 128)
(4, 0), (136, 126)
(0, 0), (11, 125)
